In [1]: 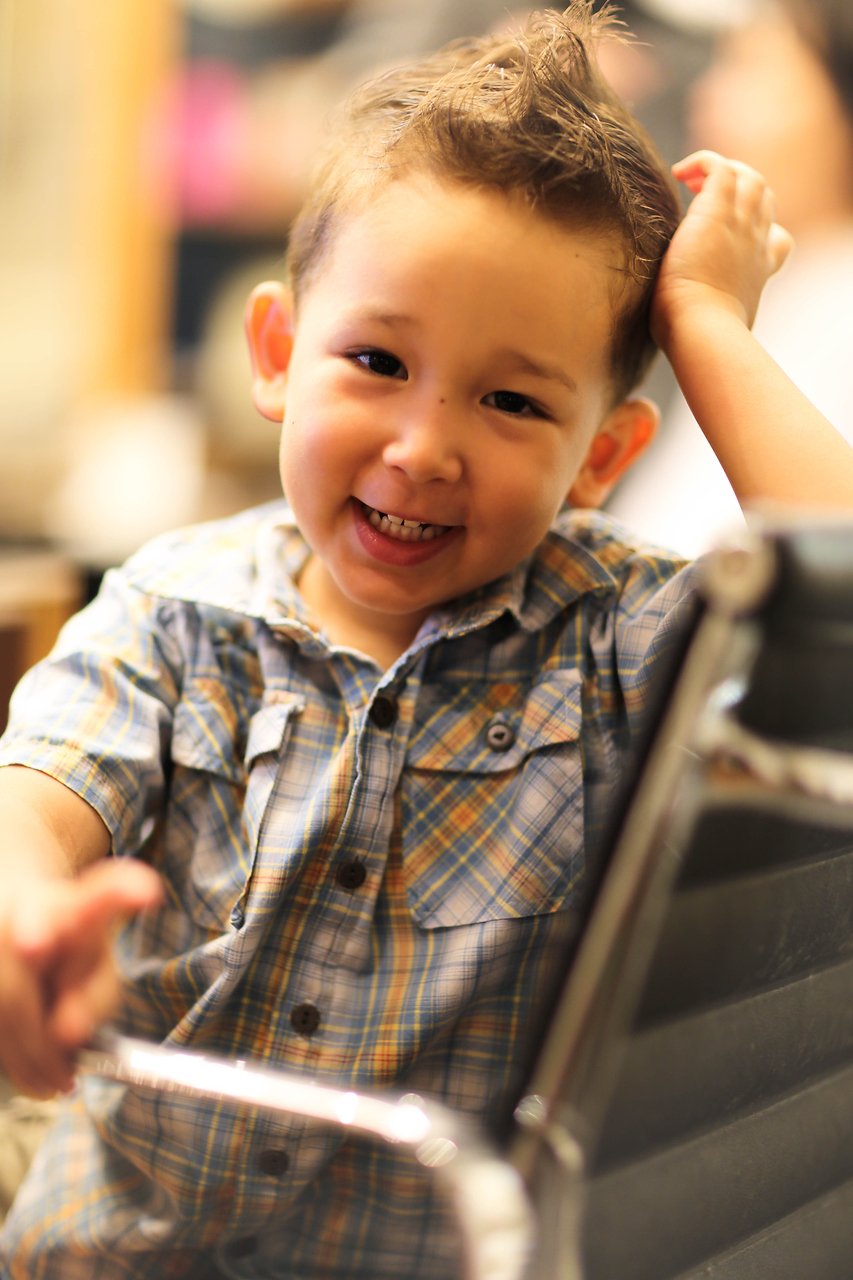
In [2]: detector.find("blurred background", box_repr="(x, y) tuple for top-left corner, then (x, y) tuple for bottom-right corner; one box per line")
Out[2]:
(3, 0), (851, 716)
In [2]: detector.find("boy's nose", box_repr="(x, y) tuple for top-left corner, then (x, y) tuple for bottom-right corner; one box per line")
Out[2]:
(381, 402), (463, 485)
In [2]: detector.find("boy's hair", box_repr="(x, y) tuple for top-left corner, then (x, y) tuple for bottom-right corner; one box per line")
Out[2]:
(287, 2), (682, 403)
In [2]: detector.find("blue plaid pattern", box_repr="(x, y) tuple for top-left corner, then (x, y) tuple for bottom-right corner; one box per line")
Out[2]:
(0, 500), (694, 1278)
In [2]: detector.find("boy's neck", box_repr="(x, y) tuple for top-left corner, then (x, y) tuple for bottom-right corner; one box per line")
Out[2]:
(297, 554), (426, 671)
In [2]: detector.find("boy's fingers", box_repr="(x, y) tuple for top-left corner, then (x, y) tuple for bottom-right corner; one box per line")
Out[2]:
(13, 861), (162, 959)
(672, 147), (718, 174)
(64, 860), (163, 935)
(4, 1038), (75, 1099)
(0, 961), (75, 1096)
(0, 863), (159, 1098)
(768, 223), (794, 273)
(671, 148), (727, 193)
(672, 148), (791, 272)
(673, 151), (766, 199)
(50, 957), (123, 1051)
(673, 149), (749, 177)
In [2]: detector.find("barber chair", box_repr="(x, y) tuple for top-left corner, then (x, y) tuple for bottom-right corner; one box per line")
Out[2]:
(81, 518), (853, 1279)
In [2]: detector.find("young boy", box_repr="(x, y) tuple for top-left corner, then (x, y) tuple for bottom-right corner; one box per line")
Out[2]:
(1, 4), (851, 1277)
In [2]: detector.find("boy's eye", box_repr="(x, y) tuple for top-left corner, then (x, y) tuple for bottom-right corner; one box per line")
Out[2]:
(483, 390), (545, 418)
(351, 349), (406, 379)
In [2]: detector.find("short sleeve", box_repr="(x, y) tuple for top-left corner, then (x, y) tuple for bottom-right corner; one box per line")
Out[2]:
(0, 568), (185, 855)
(606, 557), (702, 744)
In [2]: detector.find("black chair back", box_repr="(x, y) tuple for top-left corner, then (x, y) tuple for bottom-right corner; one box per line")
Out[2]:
(511, 521), (853, 1280)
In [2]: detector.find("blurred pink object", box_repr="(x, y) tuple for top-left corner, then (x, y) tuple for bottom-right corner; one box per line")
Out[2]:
(145, 60), (247, 223)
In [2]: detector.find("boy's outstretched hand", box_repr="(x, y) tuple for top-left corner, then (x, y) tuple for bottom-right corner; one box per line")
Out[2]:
(651, 149), (793, 350)
(0, 857), (161, 1098)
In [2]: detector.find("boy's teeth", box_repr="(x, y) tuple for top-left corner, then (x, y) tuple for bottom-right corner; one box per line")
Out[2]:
(366, 506), (447, 542)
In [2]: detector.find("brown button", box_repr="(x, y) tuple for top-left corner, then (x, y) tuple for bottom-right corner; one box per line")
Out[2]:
(336, 860), (367, 890)
(290, 1002), (321, 1036)
(224, 1235), (258, 1259)
(369, 694), (398, 728)
(484, 716), (515, 752)
(257, 1148), (290, 1177)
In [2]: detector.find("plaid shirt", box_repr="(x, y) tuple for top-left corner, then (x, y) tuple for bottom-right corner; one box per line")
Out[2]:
(0, 501), (694, 1279)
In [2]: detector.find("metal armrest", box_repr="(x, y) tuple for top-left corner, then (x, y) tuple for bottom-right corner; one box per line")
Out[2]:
(78, 1033), (535, 1280)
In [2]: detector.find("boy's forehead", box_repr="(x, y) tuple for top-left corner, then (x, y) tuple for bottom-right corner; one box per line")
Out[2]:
(312, 170), (634, 305)
(294, 174), (634, 405)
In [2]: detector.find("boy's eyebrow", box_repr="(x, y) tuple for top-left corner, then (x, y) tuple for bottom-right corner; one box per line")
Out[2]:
(496, 349), (578, 395)
(358, 308), (417, 328)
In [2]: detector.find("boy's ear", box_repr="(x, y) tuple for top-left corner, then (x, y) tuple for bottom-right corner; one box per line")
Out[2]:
(244, 281), (295, 422)
(568, 397), (659, 508)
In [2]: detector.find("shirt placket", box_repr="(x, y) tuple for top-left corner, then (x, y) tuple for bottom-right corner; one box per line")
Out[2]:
(277, 653), (424, 1028)
(231, 652), (424, 1220)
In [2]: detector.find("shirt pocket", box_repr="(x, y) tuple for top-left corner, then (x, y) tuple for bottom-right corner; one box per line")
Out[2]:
(401, 671), (586, 928)
(166, 683), (303, 929)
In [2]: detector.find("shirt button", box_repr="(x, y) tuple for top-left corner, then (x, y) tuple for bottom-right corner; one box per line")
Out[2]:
(485, 716), (516, 752)
(336, 859), (367, 890)
(369, 694), (398, 728)
(224, 1235), (258, 1259)
(256, 1148), (290, 1177)
(229, 902), (246, 930)
(290, 1002), (321, 1036)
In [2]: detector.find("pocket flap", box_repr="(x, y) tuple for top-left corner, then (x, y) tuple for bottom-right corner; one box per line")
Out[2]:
(171, 686), (303, 780)
(245, 697), (304, 765)
(407, 672), (583, 774)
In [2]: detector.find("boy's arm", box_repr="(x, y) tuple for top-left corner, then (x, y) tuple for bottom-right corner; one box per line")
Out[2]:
(0, 765), (161, 1097)
(653, 150), (853, 513)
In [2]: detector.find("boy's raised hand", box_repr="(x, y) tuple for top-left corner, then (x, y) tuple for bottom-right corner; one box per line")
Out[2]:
(0, 858), (161, 1098)
(651, 150), (794, 349)
(650, 149), (853, 514)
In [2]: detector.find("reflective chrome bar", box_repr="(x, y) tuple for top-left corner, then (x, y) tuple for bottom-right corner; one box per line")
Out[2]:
(79, 1033), (535, 1280)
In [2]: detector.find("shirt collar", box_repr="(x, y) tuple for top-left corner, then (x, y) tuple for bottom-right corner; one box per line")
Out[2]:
(130, 500), (620, 649)
(259, 504), (619, 643)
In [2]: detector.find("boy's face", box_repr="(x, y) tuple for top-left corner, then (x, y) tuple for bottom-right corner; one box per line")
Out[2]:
(247, 174), (654, 655)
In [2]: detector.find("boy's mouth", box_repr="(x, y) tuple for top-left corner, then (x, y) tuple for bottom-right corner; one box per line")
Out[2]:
(362, 504), (450, 543)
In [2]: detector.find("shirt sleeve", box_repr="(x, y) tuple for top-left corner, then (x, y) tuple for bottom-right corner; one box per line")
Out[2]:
(591, 551), (703, 748)
(622, 555), (702, 730)
(0, 567), (186, 856)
